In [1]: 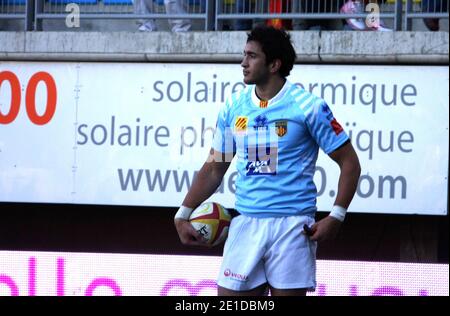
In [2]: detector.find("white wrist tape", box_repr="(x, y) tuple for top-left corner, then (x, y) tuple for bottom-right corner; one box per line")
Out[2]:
(174, 206), (193, 220)
(329, 205), (347, 222)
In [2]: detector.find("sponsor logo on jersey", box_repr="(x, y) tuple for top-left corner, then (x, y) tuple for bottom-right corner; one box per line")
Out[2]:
(246, 159), (277, 176)
(245, 147), (278, 176)
(275, 120), (287, 137)
(331, 118), (344, 135)
(234, 116), (248, 133)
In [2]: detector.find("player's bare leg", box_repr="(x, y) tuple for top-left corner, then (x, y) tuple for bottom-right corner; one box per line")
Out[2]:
(269, 286), (307, 296)
(218, 283), (269, 296)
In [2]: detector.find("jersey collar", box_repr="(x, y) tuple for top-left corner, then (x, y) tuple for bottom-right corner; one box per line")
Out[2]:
(251, 80), (292, 108)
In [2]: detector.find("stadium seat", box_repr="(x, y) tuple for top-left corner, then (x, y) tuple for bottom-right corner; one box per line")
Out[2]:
(47, 0), (97, 4)
(103, 0), (133, 4)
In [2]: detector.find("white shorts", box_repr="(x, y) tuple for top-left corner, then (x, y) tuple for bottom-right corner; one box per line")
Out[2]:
(217, 215), (317, 292)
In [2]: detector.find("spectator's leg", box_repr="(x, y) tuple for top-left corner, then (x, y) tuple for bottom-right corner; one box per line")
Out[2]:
(422, 0), (440, 31)
(298, 0), (316, 30)
(292, 0), (309, 30)
(135, 0), (158, 31)
(233, 0), (253, 30)
(370, 0), (393, 31)
(165, 0), (192, 32)
(321, 19), (344, 31)
(423, 18), (440, 30)
(266, 0), (292, 29)
(340, 0), (367, 30)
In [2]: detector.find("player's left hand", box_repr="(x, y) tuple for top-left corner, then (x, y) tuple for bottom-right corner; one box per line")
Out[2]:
(308, 216), (342, 242)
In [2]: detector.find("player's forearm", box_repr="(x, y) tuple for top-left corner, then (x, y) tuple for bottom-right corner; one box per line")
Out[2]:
(182, 162), (228, 209)
(333, 155), (361, 209)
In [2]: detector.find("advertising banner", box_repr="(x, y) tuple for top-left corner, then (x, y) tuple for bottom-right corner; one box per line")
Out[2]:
(0, 63), (448, 214)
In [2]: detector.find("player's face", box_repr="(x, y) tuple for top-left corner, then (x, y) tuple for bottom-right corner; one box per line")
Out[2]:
(241, 41), (270, 85)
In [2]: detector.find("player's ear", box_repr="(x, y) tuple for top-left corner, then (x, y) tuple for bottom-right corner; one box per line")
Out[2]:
(270, 59), (282, 74)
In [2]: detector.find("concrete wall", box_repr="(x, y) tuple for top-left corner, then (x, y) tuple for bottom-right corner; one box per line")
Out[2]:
(1, 31), (448, 64)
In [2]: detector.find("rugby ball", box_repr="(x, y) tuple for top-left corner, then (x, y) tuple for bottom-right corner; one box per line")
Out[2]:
(189, 202), (231, 247)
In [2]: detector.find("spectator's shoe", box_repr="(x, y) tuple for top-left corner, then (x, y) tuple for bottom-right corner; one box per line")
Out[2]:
(138, 21), (157, 32)
(374, 22), (393, 31)
(340, 0), (366, 30)
(367, 19), (393, 31)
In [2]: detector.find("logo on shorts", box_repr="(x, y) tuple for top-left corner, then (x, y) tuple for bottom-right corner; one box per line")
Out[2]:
(223, 268), (248, 282)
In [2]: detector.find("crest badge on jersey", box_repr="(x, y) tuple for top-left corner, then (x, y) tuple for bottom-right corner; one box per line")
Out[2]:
(235, 116), (248, 133)
(275, 121), (288, 137)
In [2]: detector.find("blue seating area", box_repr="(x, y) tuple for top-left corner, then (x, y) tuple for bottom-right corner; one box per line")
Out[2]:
(0, 0), (26, 4)
(45, 0), (145, 4)
(0, 0), (137, 6)
(0, 0), (203, 5)
(47, 0), (97, 4)
(103, 0), (133, 4)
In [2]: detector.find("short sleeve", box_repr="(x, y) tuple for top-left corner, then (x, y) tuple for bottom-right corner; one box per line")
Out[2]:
(212, 97), (235, 154)
(304, 99), (349, 154)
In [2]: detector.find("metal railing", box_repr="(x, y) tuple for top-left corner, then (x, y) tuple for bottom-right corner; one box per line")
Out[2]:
(34, 0), (214, 30)
(403, 0), (449, 30)
(215, 0), (402, 30)
(0, 0), (33, 30)
(0, 0), (214, 30)
(0, 0), (448, 31)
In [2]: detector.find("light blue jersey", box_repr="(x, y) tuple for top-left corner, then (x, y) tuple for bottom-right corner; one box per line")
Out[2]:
(213, 80), (349, 217)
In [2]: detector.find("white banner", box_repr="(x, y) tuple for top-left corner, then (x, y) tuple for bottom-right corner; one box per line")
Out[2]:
(0, 62), (448, 215)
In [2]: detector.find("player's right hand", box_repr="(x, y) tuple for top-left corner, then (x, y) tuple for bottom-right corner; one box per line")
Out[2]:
(174, 218), (210, 247)
(308, 216), (342, 242)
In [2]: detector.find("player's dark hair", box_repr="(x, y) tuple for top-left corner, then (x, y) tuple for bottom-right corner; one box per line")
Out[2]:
(247, 25), (296, 78)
